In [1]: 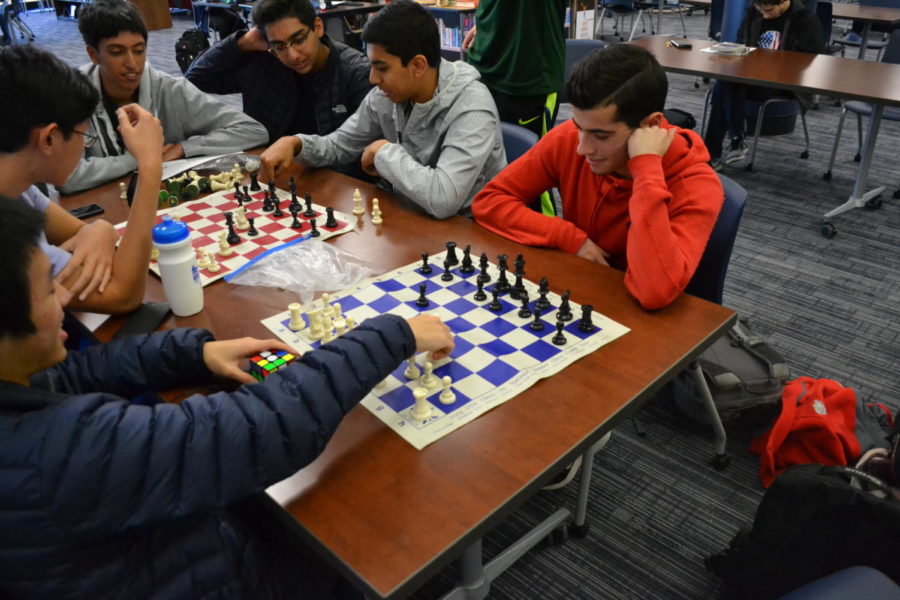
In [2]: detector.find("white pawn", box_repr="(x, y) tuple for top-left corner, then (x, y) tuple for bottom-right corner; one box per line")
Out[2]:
(371, 198), (383, 225)
(119, 182), (127, 202)
(333, 316), (348, 336)
(439, 376), (456, 405)
(172, 210), (183, 222)
(288, 303), (305, 331)
(320, 293), (333, 318)
(207, 255), (221, 273)
(322, 325), (336, 343)
(235, 206), (249, 230)
(232, 163), (241, 180)
(218, 232), (234, 257)
(421, 360), (438, 389)
(196, 247), (210, 269)
(403, 358), (420, 379)
(352, 188), (365, 216)
(411, 386), (431, 421)
(150, 247), (160, 261)
(345, 316), (357, 330)
(331, 302), (342, 320)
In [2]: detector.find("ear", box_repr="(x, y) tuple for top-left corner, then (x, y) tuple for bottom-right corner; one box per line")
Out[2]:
(86, 45), (100, 66)
(640, 111), (665, 127)
(409, 54), (430, 78)
(32, 123), (59, 158)
(313, 17), (325, 38)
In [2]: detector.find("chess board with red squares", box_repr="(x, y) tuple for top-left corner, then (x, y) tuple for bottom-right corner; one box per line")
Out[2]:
(115, 187), (355, 286)
(261, 249), (630, 450)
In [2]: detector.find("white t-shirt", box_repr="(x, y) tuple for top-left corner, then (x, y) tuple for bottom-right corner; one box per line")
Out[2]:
(18, 186), (73, 276)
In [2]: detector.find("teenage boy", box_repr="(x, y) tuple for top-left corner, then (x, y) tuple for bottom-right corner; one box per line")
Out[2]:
(0, 45), (163, 314)
(260, 0), (506, 220)
(61, 0), (268, 193)
(703, 0), (823, 168)
(0, 200), (454, 600)
(186, 0), (371, 144)
(472, 44), (723, 311)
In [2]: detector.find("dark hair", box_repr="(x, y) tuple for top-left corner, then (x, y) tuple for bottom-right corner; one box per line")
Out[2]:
(753, 0), (786, 6)
(0, 199), (47, 338)
(78, 0), (148, 48)
(565, 44), (668, 128)
(0, 46), (99, 153)
(251, 0), (316, 39)
(361, 0), (440, 68)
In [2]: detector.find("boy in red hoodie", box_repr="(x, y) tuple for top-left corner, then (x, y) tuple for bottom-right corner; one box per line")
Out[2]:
(472, 44), (723, 310)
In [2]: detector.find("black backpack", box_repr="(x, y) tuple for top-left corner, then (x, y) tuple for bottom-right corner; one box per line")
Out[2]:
(707, 464), (900, 599)
(175, 28), (210, 74)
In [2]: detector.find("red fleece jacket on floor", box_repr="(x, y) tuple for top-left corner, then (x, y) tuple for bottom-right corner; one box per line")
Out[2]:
(472, 119), (724, 310)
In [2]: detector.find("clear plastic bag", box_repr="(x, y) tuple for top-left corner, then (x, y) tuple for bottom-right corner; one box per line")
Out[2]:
(225, 239), (381, 305)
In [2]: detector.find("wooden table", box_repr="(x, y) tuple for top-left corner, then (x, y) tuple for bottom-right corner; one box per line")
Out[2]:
(831, 2), (900, 60)
(62, 166), (735, 599)
(631, 35), (900, 231)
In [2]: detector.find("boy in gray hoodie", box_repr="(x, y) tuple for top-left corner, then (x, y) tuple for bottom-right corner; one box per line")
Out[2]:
(61, 0), (269, 194)
(260, 0), (506, 219)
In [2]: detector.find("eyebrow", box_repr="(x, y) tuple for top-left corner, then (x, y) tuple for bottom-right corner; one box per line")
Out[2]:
(104, 42), (145, 50)
(572, 117), (616, 135)
(370, 59), (388, 67)
(270, 28), (309, 44)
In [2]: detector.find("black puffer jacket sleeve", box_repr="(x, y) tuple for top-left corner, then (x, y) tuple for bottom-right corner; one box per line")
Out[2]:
(33, 314), (414, 538)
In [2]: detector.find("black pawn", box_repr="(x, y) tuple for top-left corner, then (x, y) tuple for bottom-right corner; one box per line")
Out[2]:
(514, 254), (525, 277)
(243, 185), (250, 201)
(478, 252), (491, 283)
(272, 195), (283, 218)
(247, 217), (258, 236)
(325, 207), (338, 228)
(488, 288), (503, 311)
(249, 171), (260, 191)
(517, 292), (532, 318)
(460, 245), (475, 274)
(556, 290), (573, 322)
(578, 304), (596, 333)
(552, 321), (568, 346)
(420, 252), (432, 274)
(415, 283), (429, 307)
(303, 193), (315, 218)
(445, 241), (459, 265)
(226, 223), (240, 245)
(290, 189), (299, 210)
(536, 277), (552, 311)
(233, 182), (242, 201)
(529, 306), (544, 331)
(441, 259), (453, 281)
(511, 272), (526, 300)
(495, 262), (511, 293)
(497, 254), (509, 272)
(268, 179), (276, 196)
(262, 191), (274, 212)
(289, 206), (302, 229)
(473, 278), (487, 301)
(309, 218), (320, 237)
(289, 176), (296, 194)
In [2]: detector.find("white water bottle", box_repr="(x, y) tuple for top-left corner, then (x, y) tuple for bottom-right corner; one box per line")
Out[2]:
(152, 216), (204, 316)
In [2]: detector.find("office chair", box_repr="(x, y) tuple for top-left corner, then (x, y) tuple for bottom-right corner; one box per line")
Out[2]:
(499, 122), (539, 164)
(2, 0), (35, 44)
(780, 566), (900, 600)
(556, 39), (607, 126)
(596, 0), (650, 41)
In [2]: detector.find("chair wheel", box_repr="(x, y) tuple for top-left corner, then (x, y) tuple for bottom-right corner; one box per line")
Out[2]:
(823, 171), (832, 181)
(800, 151), (809, 159)
(893, 189), (900, 199)
(854, 153), (861, 163)
(745, 163), (754, 172)
(820, 221), (837, 238)
(864, 195), (883, 210)
(694, 81), (700, 89)
(568, 522), (591, 539)
(711, 454), (731, 470)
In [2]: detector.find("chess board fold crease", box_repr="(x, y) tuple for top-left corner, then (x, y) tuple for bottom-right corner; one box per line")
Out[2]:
(262, 250), (630, 450)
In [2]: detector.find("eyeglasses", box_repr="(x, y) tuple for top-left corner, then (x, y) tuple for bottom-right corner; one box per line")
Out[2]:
(74, 129), (100, 149)
(268, 28), (312, 56)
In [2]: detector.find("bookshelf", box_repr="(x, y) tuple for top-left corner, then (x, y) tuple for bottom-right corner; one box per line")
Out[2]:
(420, 4), (477, 60)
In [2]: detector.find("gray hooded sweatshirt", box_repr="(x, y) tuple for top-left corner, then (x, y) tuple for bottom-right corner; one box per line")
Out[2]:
(60, 63), (269, 194)
(297, 59), (507, 219)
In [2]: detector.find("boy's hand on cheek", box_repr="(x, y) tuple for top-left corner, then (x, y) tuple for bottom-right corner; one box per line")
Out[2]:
(627, 126), (676, 159)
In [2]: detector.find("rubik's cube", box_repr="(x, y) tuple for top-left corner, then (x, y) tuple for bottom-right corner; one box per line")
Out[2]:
(249, 350), (297, 381)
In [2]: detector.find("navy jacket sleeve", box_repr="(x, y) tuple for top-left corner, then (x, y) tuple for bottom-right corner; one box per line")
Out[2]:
(35, 314), (415, 538)
(185, 31), (251, 95)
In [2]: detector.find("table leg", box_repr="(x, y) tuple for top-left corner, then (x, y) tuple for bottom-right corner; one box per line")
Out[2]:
(569, 431), (611, 537)
(824, 103), (885, 219)
(857, 22), (871, 60)
(657, 0), (663, 35)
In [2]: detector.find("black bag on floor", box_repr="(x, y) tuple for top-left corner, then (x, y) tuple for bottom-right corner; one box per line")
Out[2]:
(175, 28), (210, 74)
(706, 464), (900, 599)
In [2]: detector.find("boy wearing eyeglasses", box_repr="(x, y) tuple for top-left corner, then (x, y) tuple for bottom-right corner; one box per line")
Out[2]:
(186, 0), (372, 145)
(0, 45), (164, 315)
(60, 0), (269, 193)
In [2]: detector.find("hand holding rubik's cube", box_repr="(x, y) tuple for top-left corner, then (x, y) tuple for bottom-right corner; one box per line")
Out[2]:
(249, 349), (297, 381)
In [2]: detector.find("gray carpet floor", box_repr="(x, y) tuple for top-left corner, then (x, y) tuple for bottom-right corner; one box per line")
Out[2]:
(15, 7), (899, 599)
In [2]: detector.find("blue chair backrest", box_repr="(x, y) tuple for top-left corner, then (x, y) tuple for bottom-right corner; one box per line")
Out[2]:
(882, 29), (900, 64)
(560, 39), (607, 104)
(815, 1), (833, 44)
(684, 174), (747, 305)
(721, 0), (750, 43)
(500, 121), (540, 164)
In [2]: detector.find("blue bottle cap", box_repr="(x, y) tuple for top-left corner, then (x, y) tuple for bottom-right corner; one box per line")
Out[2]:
(152, 215), (190, 244)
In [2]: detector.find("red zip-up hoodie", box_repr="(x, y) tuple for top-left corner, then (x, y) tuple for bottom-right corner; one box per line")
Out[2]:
(472, 119), (724, 310)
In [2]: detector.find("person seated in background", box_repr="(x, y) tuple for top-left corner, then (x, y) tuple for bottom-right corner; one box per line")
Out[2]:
(186, 0), (372, 144)
(703, 0), (823, 169)
(0, 45), (163, 314)
(60, 0), (268, 193)
(472, 44), (723, 311)
(0, 200), (455, 600)
(260, 0), (507, 220)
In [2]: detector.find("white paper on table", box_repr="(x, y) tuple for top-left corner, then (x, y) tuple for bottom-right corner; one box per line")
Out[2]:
(161, 154), (232, 180)
(71, 310), (111, 331)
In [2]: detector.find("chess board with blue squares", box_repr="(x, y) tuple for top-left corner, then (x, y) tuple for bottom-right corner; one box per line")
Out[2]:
(261, 249), (630, 450)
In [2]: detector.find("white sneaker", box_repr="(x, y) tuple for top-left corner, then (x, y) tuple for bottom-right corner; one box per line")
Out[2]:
(724, 138), (748, 164)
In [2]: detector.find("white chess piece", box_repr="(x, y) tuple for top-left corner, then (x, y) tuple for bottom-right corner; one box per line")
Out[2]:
(345, 316), (356, 330)
(421, 360), (438, 389)
(320, 293), (332, 318)
(411, 386), (432, 421)
(172, 210), (182, 222)
(331, 302), (342, 320)
(352, 188), (365, 216)
(322, 325), (336, 343)
(403, 358), (420, 379)
(119, 182), (127, 202)
(207, 255), (221, 273)
(150, 247), (160, 261)
(371, 198), (383, 225)
(232, 163), (241, 180)
(307, 309), (324, 340)
(218, 232), (234, 257)
(196, 247), (210, 269)
(235, 206), (249, 230)
(288, 303), (306, 331)
(439, 376), (456, 405)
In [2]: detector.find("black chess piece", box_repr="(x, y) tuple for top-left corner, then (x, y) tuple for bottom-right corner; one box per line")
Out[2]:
(445, 241), (459, 265)
(226, 225), (241, 245)
(289, 176), (296, 194)
(268, 179), (276, 195)
(552, 321), (568, 346)
(325, 207), (338, 228)
(556, 290), (573, 321)
(514, 254), (525, 277)
(529, 306), (544, 331)
(478, 252), (491, 283)
(303, 193), (315, 218)
(247, 217), (258, 236)
(272, 196), (283, 218)
(460, 245), (475, 274)
(495, 262), (511, 293)
(578, 304), (596, 333)
(441, 259), (453, 281)
(511, 273), (526, 300)
(262, 191), (274, 212)
(243, 185), (250, 201)
(497, 254), (509, 272)
(517, 292), (531, 318)
(309, 218), (320, 237)
(488, 288), (503, 311)
(233, 182), (242, 201)
(536, 277), (552, 311)
(420, 253), (432, 274)
(290, 211), (302, 229)
(416, 283), (429, 307)
(224, 211), (234, 227)
(249, 171), (261, 191)
(473, 278), (487, 301)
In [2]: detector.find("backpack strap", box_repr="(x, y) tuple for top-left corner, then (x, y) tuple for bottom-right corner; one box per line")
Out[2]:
(728, 321), (790, 381)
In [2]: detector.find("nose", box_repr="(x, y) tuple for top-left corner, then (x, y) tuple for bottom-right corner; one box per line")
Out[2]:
(369, 68), (380, 86)
(575, 130), (592, 157)
(54, 281), (73, 308)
